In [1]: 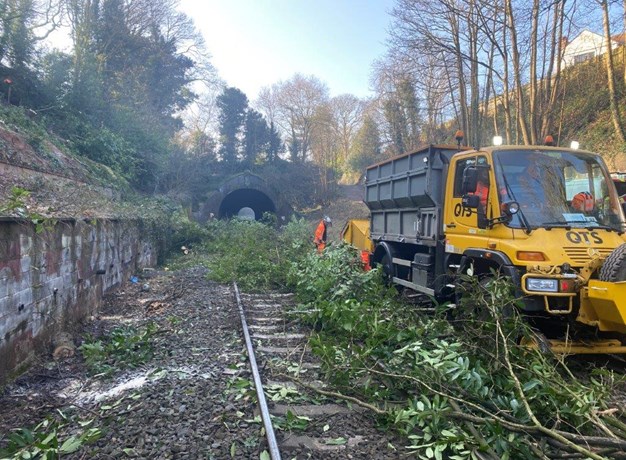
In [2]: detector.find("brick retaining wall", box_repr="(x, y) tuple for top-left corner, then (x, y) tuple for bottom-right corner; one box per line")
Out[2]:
(0, 218), (156, 383)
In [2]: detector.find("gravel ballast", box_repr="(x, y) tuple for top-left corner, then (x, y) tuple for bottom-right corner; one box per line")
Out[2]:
(0, 266), (405, 459)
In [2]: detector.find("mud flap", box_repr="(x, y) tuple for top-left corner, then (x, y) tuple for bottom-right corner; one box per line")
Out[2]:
(581, 280), (626, 334)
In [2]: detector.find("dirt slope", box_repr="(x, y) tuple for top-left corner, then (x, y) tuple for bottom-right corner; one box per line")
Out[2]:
(305, 184), (370, 244)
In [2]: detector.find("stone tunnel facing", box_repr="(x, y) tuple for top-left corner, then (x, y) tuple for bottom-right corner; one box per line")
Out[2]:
(218, 188), (277, 220)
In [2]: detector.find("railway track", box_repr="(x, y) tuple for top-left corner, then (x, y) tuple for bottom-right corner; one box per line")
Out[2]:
(232, 283), (406, 460)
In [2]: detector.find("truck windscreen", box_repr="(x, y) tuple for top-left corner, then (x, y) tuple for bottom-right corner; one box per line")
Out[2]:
(493, 149), (624, 231)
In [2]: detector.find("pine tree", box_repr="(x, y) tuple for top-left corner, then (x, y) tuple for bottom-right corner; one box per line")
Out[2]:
(243, 109), (269, 165)
(267, 121), (283, 163)
(217, 87), (248, 165)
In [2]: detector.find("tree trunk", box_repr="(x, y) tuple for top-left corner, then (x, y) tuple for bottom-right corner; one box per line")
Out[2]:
(468, 0), (481, 148)
(541, 0), (565, 140)
(528, 0), (539, 144)
(623, 0), (626, 86)
(491, 77), (499, 137)
(444, 61), (462, 139)
(505, 0), (531, 145)
(501, 16), (513, 144)
(601, 0), (626, 143)
(450, 13), (469, 143)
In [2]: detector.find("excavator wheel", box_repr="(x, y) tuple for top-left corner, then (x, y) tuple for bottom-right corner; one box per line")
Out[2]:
(599, 243), (626, 282)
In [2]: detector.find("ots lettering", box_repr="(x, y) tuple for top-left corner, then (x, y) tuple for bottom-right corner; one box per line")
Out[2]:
(565, 231), (603, 245)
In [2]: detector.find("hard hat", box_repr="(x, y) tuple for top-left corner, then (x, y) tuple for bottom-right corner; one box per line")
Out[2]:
(572, 191), (594, 212)
(323, 216), (332, 224)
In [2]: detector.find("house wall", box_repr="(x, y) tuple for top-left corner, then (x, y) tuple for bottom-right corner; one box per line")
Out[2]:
(562, 30), (618, 68)
(0, 218), (156, 383)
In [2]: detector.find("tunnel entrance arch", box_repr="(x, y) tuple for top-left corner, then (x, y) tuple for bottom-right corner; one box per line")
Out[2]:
(219, 188), (276, 220)
(197, 172), (291, 223)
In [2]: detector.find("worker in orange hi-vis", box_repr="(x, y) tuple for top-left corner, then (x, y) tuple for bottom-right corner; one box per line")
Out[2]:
(314, 216), (332, 253)
(474, 168), (490, 211)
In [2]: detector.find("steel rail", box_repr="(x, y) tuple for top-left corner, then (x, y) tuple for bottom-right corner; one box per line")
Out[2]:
(233, 282), (282, 460)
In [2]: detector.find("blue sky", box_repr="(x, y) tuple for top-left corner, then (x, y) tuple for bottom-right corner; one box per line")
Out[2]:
(180, 0), (396, 100)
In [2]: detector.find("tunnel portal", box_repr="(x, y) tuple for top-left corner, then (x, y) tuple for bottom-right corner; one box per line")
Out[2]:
(218, 188), (276, 220)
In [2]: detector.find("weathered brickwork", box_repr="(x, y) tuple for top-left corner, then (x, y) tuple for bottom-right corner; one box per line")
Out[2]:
(0, 219), (156, 383)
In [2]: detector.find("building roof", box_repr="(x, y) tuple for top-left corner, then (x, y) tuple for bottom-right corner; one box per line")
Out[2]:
(611, 33), (626, 45)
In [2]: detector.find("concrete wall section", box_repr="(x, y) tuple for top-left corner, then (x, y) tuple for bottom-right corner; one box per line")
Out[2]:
(0, 219), (156, 382)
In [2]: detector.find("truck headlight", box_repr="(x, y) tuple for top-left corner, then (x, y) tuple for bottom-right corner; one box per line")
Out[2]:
(526, 278), (558, 293)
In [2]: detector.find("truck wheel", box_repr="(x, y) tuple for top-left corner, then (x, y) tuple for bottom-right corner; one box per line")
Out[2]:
(379, 253), (395, 282)
(455, 275), (514, 319)
(519, 330), (552, 355)
(599, 244), (626, 282)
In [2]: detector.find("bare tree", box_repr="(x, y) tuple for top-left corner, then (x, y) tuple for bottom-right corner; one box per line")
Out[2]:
(310, 103), (338, 196)
(388, 0), (504, 148)
(329, 93), (364, 169)
(0, 0), (63, 66)
(371, 57), (425, 154)
(256, 84), (280, 131)
(382, 0), (584, 149)
(539, 0), (567, 140)
(600, 0), (626, 142)
(267, 73), (329, 162)
(528, 0), (540, 144)
(505, 0), (531, 144)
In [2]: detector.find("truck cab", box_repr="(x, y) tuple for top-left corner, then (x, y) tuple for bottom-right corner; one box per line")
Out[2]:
(361, 143), (626, 350)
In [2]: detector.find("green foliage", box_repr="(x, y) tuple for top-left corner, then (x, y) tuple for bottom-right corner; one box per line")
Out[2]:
(69, 122), (138, 183)
(218, 87), (249, 165)
(129, 197), (209, 264)
(0, 418), (101, 460)
(257, 160), (329, 210)
(226, 376), (255, 402)
(163, 208), (209, 255)
(80, 322), (159, 376)
(0, 186), (31, 216)
(0, 0), (200, 190)
(243, 109), (272, 166)
(290, 251), (625, 458)
(272, 410), (311, 432)
(287, 244), (398, 332)
(347, 114), (382, 175)
(203, 217), (311, 292)
(0, 186), (56, 233)
(0, 104), (47, 140)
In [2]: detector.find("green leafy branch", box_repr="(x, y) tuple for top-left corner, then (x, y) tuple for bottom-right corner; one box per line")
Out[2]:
(288, 246), (626, 459)
(0, 418), (101, 460)
(0, 186), (57, 233)
(80, 322), (159, 376)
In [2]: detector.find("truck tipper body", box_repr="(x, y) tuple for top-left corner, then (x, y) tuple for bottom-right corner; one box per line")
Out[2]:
(350, 143), (626, 352)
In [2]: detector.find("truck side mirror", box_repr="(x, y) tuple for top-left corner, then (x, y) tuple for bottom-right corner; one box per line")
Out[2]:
(461, 167), (478, 195)
(462, 194), (480, 209)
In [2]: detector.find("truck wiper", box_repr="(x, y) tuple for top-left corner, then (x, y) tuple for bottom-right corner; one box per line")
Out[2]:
(539, 221), (572, 230)
(540, 221), (615, 231)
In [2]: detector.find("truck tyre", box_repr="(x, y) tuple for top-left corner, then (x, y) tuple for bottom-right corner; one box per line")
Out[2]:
(455, 274), (514, 319)
(380, 253), (395, 283)
(373, 243), (396, 284)
(599, 244), (626, 282)
(519, 330), (552, 355)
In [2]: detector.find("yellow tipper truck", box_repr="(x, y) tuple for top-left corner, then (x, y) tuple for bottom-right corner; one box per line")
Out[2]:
(354, 139), (626, 353)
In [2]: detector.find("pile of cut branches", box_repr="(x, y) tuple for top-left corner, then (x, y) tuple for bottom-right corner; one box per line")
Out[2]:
(289, 246), (626, 459)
